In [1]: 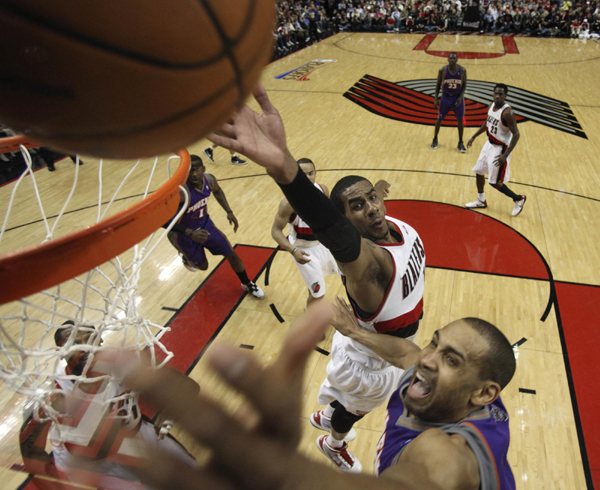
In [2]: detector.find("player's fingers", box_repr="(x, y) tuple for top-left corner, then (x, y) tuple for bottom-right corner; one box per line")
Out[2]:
(134, 447), (236, 490)
(207, 132), (240, 153)
(253, 82), (278, 115)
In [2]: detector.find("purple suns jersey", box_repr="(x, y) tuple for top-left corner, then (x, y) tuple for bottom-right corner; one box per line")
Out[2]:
(442, 66), (463, 97)
(178, 175), (212, 229)
(374, 366), (515, 490)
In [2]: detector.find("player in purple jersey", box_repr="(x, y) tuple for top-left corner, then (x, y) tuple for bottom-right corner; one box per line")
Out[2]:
(167, 155), (264, 298)
(432, 52), (468, 152)
(116, 301), (516, 490)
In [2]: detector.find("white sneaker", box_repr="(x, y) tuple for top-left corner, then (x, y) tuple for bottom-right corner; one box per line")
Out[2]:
(180, 254), (198, 272)
(465, 199), (487, 209)
(242, 281), (264, 299)
(310, 410), (356, 442)
(512, 195), (527, 216)
(316, 435), (362, 473)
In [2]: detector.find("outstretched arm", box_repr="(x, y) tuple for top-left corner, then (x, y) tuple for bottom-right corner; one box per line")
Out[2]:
(209, 85), (390, 301)
(331, 297), (420, 369)
(207, 173), (239, 232)
(101, 303), (479, 490)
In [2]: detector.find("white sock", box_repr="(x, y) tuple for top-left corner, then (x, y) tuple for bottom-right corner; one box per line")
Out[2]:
(327, 434), (344, 448)
(478, 193), (485, 202)
(323, 404), (335, 418)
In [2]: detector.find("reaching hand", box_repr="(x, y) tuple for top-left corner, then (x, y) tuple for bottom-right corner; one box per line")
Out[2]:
(227, 212), (239, 232)
(467, 137), (475, 149)
(189, 229), (210, 243)
(331, 296), (362, 339)
(208, 84), (295, 180)
(374, 180), (391, 198)
(292, 248), (311, 264)
(106, 302), (334, 490)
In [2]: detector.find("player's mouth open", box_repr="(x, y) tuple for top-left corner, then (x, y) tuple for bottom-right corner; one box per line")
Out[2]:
(407, 371), (432, 400)
(371, 218), (384, 229)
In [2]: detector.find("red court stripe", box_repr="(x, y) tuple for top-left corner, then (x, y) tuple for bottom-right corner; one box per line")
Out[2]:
(159, 245), (274, 373)
(384, 201), (549, 279)
(555, 282), (600, 477)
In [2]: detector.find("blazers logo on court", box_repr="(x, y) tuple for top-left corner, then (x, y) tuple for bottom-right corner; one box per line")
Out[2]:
(274, 59), (336, 81)
(343, 75), (587, 139)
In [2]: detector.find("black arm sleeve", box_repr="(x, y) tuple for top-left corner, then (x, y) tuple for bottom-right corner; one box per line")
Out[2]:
(278, 167), (361, 263)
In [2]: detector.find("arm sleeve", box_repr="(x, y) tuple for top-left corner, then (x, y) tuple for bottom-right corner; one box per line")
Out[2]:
(278, 167), (361, 264)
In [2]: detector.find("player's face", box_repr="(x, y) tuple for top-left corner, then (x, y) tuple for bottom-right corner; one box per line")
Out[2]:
(448, 53), (458, 67)
(188, 163), (205, 186)
(403, 321), (490, 423)
(300, 163), (316, 184)
(341, 180), (388, 241)
(493, 87), (507, 107)
(62, 326), (102, 375)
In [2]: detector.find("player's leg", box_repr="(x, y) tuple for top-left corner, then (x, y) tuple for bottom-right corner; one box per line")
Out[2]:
(168, 232), (209, 271)
(224, 251), (264, 298)
(466, 143), (490, 208)
(315, 400), (364, 473)
(203, 144), (215, 162)
(202, 220), (264, 297)
(229, 149), (247, 165)
(454, 99), (466, 152)
(432, 95), (451, 149)
(488, 151), (527, 215)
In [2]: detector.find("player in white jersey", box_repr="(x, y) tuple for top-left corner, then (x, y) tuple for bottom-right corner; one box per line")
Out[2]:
(465, 83), (527, 216)
(271, 158), (338, 307)
(209, 85), (427, 473)
(19, 321), (196, 489)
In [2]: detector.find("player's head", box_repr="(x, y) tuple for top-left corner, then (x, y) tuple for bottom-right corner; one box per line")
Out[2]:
(188, 154), (206, 186)
(404, 318), (516, 423)
(298, 158), (316, 183)
(493, 84), (508, 105)
(331, 176), (388, 242)
(448, 52), (458, 66)
(55, 320), (101, 376)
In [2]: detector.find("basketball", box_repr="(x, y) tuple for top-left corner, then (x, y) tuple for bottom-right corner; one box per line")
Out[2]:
(0, 1), (275, 158)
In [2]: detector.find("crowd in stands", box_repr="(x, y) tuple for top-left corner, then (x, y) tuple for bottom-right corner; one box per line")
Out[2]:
(274, 0), (600, 58)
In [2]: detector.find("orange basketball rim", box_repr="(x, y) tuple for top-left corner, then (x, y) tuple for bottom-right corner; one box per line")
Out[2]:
(0, 136), (190, 305)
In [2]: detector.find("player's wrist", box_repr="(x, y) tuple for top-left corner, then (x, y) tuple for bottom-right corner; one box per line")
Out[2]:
(184, 228), (192, 236)
(290, 247), (298, 257)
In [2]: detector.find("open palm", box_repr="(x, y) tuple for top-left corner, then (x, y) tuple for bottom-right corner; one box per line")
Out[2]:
(208, 84), (290, 173)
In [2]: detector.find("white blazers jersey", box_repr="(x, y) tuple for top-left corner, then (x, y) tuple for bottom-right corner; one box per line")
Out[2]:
(288, 183), (325, 248)
(49, 363), (141, 458)
(341, 215), (425, 370)
(486, 103), (512, 146)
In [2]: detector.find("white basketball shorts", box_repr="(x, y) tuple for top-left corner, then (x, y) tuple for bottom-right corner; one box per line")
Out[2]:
(294, 242), (339, 298)
(317, 332), (404, 415)
(472, 140), (511, 184)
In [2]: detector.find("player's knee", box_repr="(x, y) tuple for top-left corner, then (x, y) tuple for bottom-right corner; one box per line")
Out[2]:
(331, 403), (364, 434)
(490, 182), (502, 190)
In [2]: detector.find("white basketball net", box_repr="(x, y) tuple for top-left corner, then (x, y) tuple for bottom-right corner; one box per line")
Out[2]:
(0, 145), (188, 429)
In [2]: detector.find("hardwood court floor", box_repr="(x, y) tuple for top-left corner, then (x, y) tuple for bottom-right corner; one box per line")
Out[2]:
(1, 33), (600, 490)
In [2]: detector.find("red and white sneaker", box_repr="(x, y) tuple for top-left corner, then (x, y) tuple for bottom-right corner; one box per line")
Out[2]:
(512, 195), (527, 216)
(316, 435), (362, 473)
(310, 410), (356, 441)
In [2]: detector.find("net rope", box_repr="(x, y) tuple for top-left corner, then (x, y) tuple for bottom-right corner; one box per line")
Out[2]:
(0, 146), (188, 430)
